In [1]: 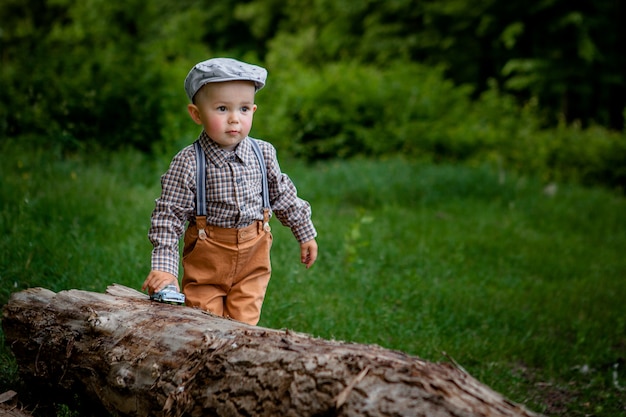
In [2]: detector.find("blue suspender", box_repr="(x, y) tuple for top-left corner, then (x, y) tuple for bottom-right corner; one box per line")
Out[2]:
(193, 141), (208, 216)
(249, 139), (271, 211)
(193, 139), (270, 217)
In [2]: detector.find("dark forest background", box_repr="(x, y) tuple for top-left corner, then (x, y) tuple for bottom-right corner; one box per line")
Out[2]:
(1, 0), (625, 190)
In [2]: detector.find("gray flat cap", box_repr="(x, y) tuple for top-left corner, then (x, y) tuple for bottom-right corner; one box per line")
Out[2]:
(184, 58), (267, 101)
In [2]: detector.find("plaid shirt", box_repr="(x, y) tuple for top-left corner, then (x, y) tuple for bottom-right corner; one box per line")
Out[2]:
(149, 132), (317, 277)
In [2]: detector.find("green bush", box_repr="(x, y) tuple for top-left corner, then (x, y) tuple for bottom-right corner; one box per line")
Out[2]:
(0, 1), (161, 150)
(498, 120), (626, 192)
(254, 60), (480, 160)
(2, 0), (624, 191)
(252, 60), (625, 192)
(0, 0), (256, 152)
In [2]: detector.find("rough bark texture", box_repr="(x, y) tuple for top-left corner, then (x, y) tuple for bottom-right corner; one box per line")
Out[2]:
(2, 285), (543, 417)
(0, 406), (33, 417)
(0, 391), (32, 417)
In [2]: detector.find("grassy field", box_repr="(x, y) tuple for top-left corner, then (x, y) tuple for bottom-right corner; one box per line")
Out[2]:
(1, 140), (625, 416)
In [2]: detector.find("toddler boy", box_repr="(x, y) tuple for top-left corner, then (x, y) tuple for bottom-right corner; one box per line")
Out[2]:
(143, 58), (318, 325)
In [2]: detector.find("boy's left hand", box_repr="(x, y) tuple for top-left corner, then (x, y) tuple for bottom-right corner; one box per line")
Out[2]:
(300, 239), (318, 269)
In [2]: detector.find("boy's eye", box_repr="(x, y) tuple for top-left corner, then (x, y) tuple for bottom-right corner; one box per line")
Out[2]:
(217, 106), (227, 111)
(241, 106), (250, 112)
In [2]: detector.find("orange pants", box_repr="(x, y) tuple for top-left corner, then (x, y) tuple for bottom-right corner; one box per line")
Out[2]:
(182, 215), (272, 325)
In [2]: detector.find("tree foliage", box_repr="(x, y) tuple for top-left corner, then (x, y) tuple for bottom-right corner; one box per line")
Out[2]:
(0, 0), (257, 150)
(238, 0), (625, 129)
(0, 0), (624, 190)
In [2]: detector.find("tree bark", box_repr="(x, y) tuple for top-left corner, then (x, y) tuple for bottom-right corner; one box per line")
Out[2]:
(2, 285), (543, 417)
(0, 390), (33, 417)
(0, 405), (33, 417)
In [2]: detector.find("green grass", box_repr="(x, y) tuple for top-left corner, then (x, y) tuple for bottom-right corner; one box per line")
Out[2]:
(1, 140), (625, 416)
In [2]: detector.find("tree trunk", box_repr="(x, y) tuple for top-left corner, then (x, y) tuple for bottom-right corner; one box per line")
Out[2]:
(2, 285), (543, 417)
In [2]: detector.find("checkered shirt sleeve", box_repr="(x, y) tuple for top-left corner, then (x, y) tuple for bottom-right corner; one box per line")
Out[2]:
(259, 141), (317, 244)
(148, 147), (196, 276)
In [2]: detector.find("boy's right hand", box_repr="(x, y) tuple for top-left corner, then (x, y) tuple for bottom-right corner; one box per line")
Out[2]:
(142, 270), (179, 295)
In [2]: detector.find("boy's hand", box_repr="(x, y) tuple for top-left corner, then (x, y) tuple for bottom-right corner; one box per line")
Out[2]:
(300, 239), (318, 269)
(142, 270), (179, 295)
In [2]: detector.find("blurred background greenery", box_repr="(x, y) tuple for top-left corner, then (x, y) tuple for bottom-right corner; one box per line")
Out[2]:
(1, 0), (625, 191)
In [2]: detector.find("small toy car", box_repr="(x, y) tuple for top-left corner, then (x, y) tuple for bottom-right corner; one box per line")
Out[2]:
(150, 285), (186, 305)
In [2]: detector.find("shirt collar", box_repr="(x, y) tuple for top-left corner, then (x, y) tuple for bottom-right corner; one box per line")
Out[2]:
(199, 131), (254, 168)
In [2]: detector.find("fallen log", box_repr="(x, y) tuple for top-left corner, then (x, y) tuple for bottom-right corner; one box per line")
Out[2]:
(2, 285), (543, 417)
(0, 405), (33, 417)
(0, 391), (33, 417)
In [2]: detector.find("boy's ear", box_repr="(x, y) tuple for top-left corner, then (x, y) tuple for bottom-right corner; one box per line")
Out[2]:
(187, 104), (203, 125)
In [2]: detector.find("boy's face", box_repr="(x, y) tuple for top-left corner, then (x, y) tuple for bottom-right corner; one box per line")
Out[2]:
(187, 81), (257, 151)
